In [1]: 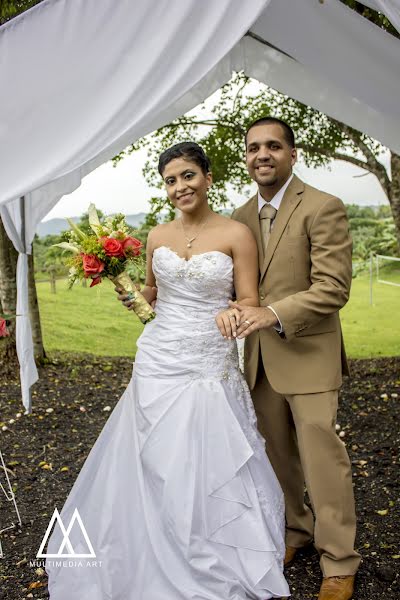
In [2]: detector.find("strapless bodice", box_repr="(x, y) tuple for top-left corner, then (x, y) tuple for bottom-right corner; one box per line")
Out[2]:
(134, 246), (239, 381)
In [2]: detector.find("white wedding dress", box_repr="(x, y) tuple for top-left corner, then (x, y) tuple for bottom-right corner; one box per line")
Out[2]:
(46, 246), (290, 599)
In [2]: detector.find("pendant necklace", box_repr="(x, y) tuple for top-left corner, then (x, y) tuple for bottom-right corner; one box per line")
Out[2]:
(181, 215), (210, 248)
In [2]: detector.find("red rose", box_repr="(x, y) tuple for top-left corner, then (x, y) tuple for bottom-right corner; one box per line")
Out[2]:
(122, 236), (143, 257)
(0, 318), (10, 338)
(101, 237), (124, 257)
(82, 254), (105, 278)
(90, 276), (102, 288)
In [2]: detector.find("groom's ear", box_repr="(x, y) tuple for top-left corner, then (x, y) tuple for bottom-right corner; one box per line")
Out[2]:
(291, 147), (297, 166)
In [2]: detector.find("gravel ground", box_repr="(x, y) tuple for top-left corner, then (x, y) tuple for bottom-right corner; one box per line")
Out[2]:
(0, 354), (399, 599)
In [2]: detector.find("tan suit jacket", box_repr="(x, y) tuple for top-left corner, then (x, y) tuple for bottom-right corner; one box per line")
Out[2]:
(232, 175), (352, 395)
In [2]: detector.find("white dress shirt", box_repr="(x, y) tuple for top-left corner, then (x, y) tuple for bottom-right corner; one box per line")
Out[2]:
(257, 173), (294, 334)
(257, 173), (294, 216)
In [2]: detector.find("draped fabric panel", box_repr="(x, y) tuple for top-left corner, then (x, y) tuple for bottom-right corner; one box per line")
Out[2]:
(0, 0), (399, 409)
(0, 0), (269, 410)
(0, 0), (268, 209)
(250, 0), (400, 129)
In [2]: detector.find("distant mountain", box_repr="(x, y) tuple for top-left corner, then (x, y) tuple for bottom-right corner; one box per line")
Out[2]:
(36, 213), (148, 237)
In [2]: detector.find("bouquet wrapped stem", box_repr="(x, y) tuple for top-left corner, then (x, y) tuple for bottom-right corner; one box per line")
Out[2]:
(110, 272), (155, 324)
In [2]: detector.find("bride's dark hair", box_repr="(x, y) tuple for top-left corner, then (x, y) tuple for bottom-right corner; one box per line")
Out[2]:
(158, 142), (211, 176)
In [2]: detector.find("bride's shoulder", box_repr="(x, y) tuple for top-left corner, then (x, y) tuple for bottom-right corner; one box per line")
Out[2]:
(215, 213), (254, 238)
(148, 221), (175, 239)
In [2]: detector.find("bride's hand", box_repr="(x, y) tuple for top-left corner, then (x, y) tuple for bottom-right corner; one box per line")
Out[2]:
(215, 308), (240, 340)
(114, 285), (158, 310)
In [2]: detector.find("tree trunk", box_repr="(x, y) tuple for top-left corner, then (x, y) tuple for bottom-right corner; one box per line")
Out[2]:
(0, 215), (18, 370)
(389, 152), (400, 254)
(28, 250), (46, 363)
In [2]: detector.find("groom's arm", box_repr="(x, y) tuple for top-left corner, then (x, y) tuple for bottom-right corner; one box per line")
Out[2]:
(269, 195), (352, 341)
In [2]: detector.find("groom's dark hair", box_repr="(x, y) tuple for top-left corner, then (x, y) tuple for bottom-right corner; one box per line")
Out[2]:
(245, 117), (295, 149)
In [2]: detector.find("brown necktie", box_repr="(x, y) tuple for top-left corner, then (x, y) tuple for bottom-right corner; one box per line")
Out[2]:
(259, 203), (277, 255)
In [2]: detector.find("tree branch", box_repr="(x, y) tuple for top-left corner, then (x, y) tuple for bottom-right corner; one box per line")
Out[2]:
(329, 118), (391, 191)
(296, 143), (373, 171)
(158, 119), (245, 135)
(297, 140), (391, 196)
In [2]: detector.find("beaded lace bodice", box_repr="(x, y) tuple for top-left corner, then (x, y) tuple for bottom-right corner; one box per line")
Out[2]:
(135, 246), (238, 381)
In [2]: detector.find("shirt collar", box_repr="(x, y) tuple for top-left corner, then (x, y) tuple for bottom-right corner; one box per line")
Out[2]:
(257, 173), (294, 213)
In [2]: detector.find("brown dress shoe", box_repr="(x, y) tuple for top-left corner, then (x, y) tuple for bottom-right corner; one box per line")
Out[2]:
(318, 575), (355, 600)
(284, 545), (298, 567)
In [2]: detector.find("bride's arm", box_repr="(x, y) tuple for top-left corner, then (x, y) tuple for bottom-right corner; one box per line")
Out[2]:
(231, 223), (259, 308)
(215, 223), (258, 339)
(140, 229), (158, 306)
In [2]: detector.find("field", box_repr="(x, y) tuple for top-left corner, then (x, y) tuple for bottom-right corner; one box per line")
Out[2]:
(36, 266), (400, 359)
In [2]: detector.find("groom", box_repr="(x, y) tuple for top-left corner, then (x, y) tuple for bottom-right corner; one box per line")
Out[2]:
(231, 117), (360, 600)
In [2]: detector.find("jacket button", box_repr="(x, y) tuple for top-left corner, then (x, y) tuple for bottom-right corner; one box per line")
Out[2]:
(260, 293), (265, 301)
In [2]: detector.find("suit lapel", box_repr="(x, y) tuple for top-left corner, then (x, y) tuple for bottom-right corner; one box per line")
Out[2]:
(260, 175), (304, 281)
(245, 194), (264, 273)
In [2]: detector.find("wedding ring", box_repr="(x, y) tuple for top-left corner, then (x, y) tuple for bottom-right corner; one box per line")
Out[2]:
(244, 320), (251, 325)
(126, 292), (135, 300)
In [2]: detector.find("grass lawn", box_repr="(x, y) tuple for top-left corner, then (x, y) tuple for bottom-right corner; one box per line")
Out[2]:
(36, 278), (144, 358)
(341, 265), (400, 358)
(36, 267), (400, 359)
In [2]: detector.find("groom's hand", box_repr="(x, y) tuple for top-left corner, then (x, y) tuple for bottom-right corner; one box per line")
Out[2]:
(229, 300), (278, 339)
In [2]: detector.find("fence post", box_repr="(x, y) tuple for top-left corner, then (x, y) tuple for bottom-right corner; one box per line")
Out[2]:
(369, 252), (373, 305)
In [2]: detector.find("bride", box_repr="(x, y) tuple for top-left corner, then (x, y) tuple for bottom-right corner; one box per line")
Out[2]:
(45, 142), (290, 599)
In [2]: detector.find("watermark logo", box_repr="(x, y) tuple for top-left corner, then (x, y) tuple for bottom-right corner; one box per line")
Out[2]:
(37, 508), (95, 558)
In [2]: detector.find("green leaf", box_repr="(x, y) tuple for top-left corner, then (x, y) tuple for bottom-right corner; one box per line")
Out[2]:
(66, 218), (87, 241)
(52, 242), (80, 254)
(88, 203), (102, 235)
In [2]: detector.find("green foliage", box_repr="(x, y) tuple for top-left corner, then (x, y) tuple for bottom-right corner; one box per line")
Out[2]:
(33, 234), (69, 278)
(0, 0), (44, 24)
(113, 71), (388, 225)
(346, 205), (397, 260)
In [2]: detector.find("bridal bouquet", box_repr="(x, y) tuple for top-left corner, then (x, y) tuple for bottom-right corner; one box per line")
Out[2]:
(53, 204), (155, 324)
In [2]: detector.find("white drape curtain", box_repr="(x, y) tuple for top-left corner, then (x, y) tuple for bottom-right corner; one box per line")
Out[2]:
(0, 0), (269, 410)
(250, 0), (400, 143)
(0, 0), (399, 410)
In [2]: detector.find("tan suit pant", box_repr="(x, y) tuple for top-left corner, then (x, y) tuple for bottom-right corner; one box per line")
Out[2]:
(252, 365), (361, 577)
